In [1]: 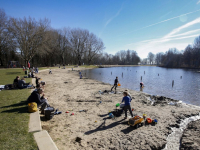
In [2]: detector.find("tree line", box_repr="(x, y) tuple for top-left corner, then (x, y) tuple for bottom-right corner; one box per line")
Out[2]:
(142, 35), (200, 68)
(0, 9), (105, 67)
(97, 50), (140, 65)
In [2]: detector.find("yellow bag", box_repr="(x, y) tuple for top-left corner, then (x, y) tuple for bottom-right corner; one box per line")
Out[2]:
(28, 102), (37, 112)
(118, 83), (121, 86)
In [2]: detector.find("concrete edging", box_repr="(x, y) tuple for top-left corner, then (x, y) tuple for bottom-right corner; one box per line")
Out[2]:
(29, 77), (58, 150)
(34, 130), (58, 150)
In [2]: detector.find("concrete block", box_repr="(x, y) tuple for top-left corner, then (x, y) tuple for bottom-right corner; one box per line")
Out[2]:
(34, 130), (58, 150)
(28, 110), (42, 133)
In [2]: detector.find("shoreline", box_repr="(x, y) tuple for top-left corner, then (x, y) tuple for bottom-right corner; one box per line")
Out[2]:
(38, 68), (200, 150)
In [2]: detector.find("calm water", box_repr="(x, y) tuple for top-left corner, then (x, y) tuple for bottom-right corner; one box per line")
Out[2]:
(83, 66), (200, 106)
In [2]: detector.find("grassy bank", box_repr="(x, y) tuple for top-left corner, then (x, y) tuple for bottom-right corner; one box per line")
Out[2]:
(0, 69), (37, 150)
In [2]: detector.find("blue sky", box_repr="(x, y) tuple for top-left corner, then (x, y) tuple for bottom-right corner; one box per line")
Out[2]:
(1, 0), (200, 58)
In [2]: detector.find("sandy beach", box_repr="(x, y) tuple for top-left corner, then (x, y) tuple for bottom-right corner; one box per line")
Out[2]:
(180, 120), (200, 150)
(37, 68), (200, 150)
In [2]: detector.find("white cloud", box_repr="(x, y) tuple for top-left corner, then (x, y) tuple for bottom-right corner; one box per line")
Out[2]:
(120, 9), (200, 37)
(164, 17), (200, 38)
(126, 17), (200, 58)
(197, 0), (200, 4)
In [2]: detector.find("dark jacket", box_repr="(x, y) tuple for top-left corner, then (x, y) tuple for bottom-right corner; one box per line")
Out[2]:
(36, 78), (39, 85)
(114, 79), (118, 85)
(13, 78), (18, 84)
(18, 80), (26, 88)
(27, 91), (44, 105)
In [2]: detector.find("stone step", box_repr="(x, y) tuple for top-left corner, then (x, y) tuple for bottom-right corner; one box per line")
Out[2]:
(34, 130), (58, 150)
(28, 110), (42, 133)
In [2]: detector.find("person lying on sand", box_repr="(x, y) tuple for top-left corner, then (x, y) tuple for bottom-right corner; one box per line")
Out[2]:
(27, 88), (50, 114)
(121, 91), (133, 119)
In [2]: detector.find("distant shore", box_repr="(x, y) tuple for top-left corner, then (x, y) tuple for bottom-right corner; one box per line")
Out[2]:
(38, 68), (200, 150)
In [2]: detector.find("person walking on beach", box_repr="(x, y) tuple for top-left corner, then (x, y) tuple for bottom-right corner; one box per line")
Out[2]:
(121, 91), (133, 119)
(111, 76), (118, 92)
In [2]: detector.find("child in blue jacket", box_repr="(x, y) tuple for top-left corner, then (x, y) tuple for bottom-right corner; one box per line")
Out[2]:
(121, 91), (133, 119)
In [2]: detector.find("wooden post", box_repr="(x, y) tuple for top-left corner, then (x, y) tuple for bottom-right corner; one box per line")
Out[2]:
(144, 71), (145, 74)
(158, 74), (159, 76)
(111, 72), (112, 75)
(141, 76), (142, 81)
(172, 80), (174, 87)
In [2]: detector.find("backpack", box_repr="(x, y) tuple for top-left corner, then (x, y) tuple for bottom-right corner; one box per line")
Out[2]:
(112, 109), (123, 117)
(44, 107), (55, 120)
(28, 102), (37, 112)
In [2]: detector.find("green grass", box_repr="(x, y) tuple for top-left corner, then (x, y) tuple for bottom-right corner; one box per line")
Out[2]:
(0, 69), (37, 150)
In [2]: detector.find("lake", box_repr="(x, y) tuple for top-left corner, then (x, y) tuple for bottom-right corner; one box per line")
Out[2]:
(82, 66), (200, 106)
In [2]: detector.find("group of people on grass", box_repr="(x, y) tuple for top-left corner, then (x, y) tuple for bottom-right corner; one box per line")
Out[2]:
(27, 79), (49, 114)
(13, 76), (34, 89)
(12, 68), (49, 113)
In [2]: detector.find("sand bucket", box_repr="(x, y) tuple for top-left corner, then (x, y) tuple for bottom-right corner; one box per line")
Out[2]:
(116, 103), (120, 107)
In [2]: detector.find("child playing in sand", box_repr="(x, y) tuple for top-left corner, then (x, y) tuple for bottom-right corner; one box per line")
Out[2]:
(49, 69), (52, 74)
(121, 91), (133, 119)
(124, 89), (133, 100)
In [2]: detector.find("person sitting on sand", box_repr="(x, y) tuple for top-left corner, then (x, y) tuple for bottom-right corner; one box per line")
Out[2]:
(121, 91), (133, 119)
(28, 71), (31, 78)
(27, 88), (50, 114)
(35, 77), (40, 86)
(80, 74), (83, 79)
(13, 76), (20, 88)
(33, 84), (42, 92)
(111, 76), (119, 92)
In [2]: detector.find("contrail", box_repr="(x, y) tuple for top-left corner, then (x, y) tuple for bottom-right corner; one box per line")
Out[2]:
(121, 9), (200, 36)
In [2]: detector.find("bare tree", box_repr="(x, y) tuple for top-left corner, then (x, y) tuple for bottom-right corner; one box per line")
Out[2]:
(155, 52), (164, 65)
(68, 28), (89, 65)
(8, 17), (50, 67)
(147, 52), (155, 65)
(0, 9), (16, 66)
(86, 33), (105, 65)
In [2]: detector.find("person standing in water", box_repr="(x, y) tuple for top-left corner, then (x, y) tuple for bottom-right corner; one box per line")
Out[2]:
(140, 82), (144, 87)
(111, 76), (119, 92)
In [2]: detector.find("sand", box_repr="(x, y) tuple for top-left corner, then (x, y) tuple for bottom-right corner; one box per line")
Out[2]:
(180, 120), (200, 150)
(37, 68), (200, 150)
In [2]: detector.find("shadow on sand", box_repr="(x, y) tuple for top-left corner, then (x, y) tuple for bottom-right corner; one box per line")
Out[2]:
(85, 117), (130, 135)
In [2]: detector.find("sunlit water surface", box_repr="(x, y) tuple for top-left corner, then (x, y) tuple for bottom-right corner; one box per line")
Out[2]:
(82, 66), (200, 106)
